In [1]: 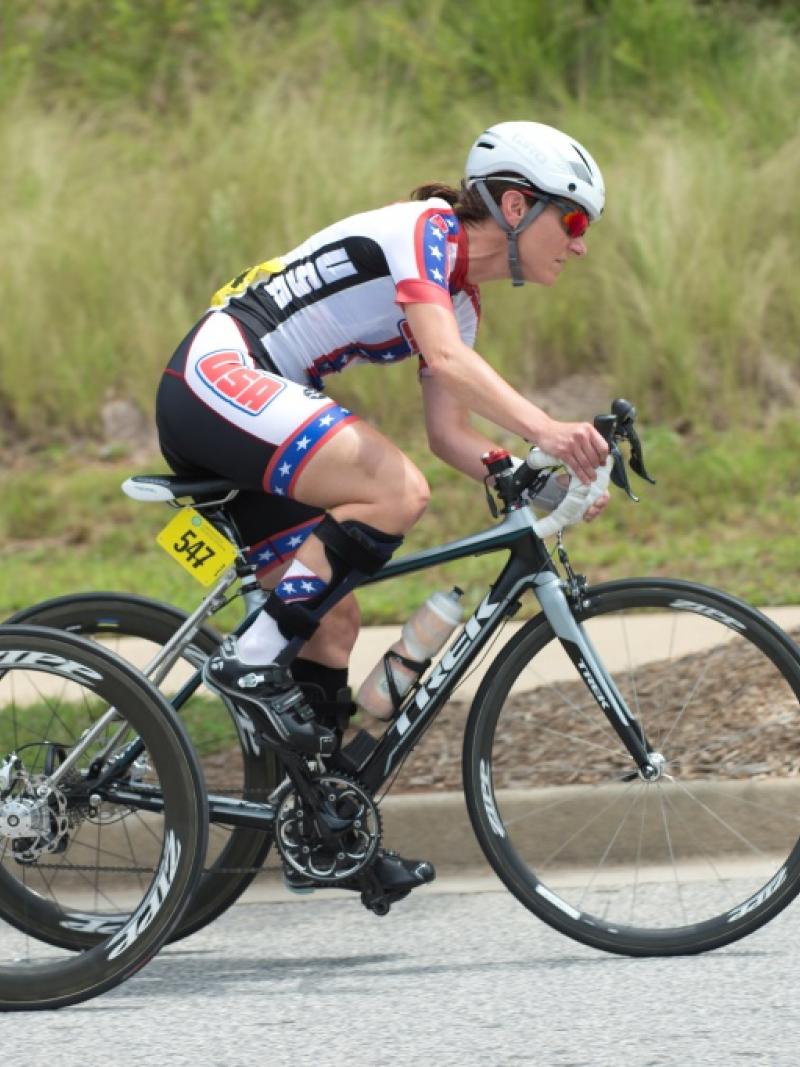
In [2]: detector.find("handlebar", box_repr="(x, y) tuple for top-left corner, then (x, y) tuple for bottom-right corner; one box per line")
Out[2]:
(481, 397), (656, 538)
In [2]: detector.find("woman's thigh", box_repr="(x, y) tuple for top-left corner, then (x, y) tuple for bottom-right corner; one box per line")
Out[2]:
(157, 311), (428, 530)
(157, 311), (358, 494)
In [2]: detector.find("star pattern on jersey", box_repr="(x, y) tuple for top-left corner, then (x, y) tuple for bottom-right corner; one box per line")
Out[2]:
(421, 211), (459, 291)
(266, 403), (354, 497)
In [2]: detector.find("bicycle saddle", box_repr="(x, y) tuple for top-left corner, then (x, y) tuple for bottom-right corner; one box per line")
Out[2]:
(122, 474), (242, 503)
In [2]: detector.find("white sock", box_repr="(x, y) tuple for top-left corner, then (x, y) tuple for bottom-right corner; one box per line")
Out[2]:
(236, 561), (327, 665)
(236, 611), (286, 664)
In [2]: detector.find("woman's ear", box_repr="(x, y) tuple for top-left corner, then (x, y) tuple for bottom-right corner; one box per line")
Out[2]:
(499, 188), (528, 226)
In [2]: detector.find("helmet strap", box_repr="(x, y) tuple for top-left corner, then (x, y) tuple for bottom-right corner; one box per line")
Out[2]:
(473, 180), (549, 287)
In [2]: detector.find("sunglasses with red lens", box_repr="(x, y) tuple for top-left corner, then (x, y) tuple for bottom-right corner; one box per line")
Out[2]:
(554, 200), (590, 239)
(520, 188), (591, 238)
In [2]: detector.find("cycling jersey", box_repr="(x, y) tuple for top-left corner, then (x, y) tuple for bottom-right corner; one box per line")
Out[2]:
(157, 197), (482, 572)
(209, 198), (481, 389)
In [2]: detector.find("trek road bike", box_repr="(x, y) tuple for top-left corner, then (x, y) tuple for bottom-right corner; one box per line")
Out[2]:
(5, 398), (800, 1013)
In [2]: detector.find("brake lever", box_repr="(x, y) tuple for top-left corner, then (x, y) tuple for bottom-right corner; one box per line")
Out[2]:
(626, 426), (656, 485)
(609, 443), (639, 501)
(595, 400), (656, 501)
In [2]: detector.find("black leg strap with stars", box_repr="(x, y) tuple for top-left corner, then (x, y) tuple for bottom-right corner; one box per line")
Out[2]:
(265, 515), (403, 666)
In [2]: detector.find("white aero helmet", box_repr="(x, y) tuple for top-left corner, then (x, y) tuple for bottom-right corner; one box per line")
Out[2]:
(465, 121), (605, 286)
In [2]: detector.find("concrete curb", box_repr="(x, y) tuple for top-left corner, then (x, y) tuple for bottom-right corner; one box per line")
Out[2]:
(69, 778), (800, 903)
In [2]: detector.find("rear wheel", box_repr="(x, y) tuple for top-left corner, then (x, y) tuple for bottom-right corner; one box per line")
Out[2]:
(0, 625), (206, 1010)
(8, 594), (277, 943)
(464, 579), (800, 955)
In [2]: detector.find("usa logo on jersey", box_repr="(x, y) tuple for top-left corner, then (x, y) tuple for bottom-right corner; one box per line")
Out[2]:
(195, 350), (286, 415)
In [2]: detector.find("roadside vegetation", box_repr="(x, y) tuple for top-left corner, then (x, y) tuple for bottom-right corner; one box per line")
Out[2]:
(2, 418), (799, 624)
(1, 1), (798, 617)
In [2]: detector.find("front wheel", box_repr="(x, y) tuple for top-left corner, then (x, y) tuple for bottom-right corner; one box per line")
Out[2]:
(464, 578), (800, 956)
(0, 626), (207, 1009)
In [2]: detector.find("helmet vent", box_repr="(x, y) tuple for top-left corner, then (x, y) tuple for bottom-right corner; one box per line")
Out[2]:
(568, 162), (591, 183)
(570, 143), (594, 185)
(476, 141), (495, 149)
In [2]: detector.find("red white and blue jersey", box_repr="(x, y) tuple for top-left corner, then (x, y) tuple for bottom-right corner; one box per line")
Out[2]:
(209, 198), (481, 389)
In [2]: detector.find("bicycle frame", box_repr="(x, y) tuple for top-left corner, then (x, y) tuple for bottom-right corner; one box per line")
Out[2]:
(78, 503), (655, 828)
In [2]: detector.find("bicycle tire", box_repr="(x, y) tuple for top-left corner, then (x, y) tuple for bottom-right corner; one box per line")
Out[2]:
(463, 578), (800, 956)
(7, 593), (276, 944)
(0, 625), (207, 1010)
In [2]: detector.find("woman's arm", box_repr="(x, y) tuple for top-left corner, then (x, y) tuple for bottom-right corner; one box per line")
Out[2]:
(421, 371), (611, 521)
(421, 374), (502, 482)
(405, 301), (607, 483)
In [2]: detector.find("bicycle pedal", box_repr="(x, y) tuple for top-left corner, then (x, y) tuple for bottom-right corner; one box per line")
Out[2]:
(360, 887), (410, 916)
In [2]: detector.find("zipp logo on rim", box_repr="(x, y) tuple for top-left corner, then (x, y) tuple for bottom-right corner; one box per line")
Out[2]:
(0, 650), (102, 686)
(669, 599), (747, 632)
(726, 867), (787, 922)
(106, 831), (182, 960)
(479, 759), (505, 838)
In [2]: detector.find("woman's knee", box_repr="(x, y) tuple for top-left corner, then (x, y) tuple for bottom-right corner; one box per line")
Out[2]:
(394, 462), (430, 528)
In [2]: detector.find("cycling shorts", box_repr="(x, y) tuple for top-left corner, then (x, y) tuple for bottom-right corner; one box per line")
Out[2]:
(156, 311), (358, 576)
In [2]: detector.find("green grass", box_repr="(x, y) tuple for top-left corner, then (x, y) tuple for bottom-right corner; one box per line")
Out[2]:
(1, 2), (799, 627)
(2, 419), (799, 627)
(0, 2), (799, 444)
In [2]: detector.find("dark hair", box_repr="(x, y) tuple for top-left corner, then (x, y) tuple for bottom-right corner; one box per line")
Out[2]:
(410, 178), (532, 225)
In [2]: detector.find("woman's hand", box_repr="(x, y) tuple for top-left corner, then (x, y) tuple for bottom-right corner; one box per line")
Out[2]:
(552, 473), (610, 523)
(534, 417), (609, 484)
(583, 489), (610, 522)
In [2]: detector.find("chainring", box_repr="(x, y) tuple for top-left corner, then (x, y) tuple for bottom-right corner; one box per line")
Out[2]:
(275, 772), (381, 885)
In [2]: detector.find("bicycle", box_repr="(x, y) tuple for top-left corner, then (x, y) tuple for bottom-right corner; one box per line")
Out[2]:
(7, 398), (800, 971)
(0, 624), (207, 1010)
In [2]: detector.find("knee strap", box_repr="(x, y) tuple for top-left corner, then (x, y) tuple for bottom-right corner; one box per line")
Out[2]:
(315, 515), (403, 578)
(269, 516), (403, 664)
(264, 596), (319, 642)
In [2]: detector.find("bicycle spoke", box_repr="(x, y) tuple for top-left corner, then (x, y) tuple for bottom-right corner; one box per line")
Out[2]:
(470, 584), (800, 954)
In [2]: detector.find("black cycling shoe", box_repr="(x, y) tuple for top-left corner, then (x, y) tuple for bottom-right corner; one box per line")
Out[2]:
(371, 849), (436, 893)
(203, 637), (337, 757)
(283, 849), (435, 895)
(282, 849), (435, 896)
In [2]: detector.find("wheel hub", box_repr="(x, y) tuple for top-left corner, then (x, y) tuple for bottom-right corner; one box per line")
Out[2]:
(0, 755), (72, 862)
(639, 751), (670, 782)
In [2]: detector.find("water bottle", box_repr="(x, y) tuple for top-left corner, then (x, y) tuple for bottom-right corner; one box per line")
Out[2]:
(356, 588), (464, 720)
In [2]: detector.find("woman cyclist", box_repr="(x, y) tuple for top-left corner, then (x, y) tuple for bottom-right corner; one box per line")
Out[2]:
(156, 120), (610, 899)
